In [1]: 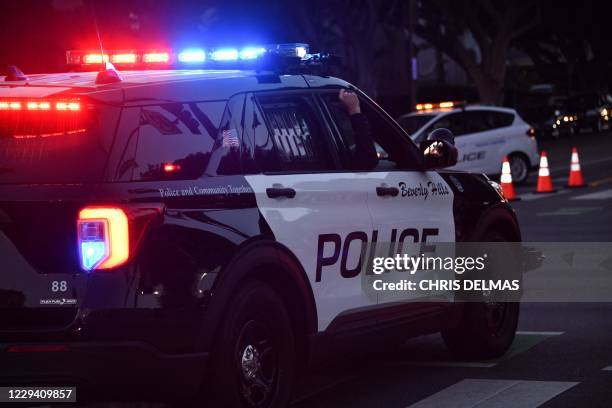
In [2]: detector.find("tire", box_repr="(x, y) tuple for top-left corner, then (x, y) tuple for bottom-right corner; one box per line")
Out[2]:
(441, 231), (520, 360)
(207, 281), (295, 408)
(508, 154), (529, 185)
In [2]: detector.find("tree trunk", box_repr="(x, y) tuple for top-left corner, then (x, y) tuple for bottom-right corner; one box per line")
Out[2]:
(473, 76), (504, 105)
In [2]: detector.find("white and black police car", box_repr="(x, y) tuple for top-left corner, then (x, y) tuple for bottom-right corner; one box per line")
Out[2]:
(0, 44), (521, 407)
(397, 102), (540, 184)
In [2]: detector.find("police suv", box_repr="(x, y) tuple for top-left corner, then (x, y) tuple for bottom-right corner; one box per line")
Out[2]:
(0, 45), (521, 407)
(397, 102), (540, 184)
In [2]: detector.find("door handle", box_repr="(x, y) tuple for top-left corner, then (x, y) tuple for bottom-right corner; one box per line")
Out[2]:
(266, 187), (296, 199)
(376, 186), (399, 197)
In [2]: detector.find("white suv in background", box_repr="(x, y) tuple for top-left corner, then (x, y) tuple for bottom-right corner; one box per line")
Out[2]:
(396, 104), (540, 184)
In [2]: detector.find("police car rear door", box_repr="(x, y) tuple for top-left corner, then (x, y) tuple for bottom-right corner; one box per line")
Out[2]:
(242, 92), (378, 332)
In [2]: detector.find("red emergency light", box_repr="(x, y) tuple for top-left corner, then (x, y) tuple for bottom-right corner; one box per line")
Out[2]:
(67, 50), (173, 68)
(0, 99), (81, 112)
(0, 97), (89, 138)
(142, 52), (170, 64)
(163, 163), (181, 173)
(111, 53), (137, 64)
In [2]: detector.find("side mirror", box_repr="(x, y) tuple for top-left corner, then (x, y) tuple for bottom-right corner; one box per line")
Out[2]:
(420, 128), (458, 169)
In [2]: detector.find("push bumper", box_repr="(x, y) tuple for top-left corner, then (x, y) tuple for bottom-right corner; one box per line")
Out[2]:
(0, 341), (209, 401)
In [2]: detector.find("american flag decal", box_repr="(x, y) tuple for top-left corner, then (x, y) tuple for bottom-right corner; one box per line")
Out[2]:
(222, 129), (240, 148)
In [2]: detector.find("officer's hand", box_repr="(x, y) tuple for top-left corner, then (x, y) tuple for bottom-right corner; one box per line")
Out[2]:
(339, 89), (361, 115)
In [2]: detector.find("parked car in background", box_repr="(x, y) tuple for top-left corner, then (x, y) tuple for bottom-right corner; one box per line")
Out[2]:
(519, 95), (573, 139)
(562, 93), (612, 134)
(396, 102), (540, 184)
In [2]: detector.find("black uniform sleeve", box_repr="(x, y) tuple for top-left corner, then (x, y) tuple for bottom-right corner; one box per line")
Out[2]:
(349, 113), (378, 171)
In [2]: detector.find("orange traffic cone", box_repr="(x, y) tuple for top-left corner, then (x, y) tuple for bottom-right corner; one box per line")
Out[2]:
(567, 147), (586, 188)
(535, 151), (556, 193)
(500, 156), (517, 200)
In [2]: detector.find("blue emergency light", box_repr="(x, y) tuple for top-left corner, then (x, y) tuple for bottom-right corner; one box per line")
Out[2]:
(178, 49), (206, 63)
(210, 48), (239, 61)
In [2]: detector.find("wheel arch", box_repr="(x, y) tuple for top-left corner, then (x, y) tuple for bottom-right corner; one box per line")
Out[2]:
(470, 204), (522, 242)
(508, 149), (537, 170)
(198, 237), (318, 370)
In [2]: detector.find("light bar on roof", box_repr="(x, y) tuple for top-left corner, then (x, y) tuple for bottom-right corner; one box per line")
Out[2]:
(66, 43), (311, 69)
(415, 101), (465, 111)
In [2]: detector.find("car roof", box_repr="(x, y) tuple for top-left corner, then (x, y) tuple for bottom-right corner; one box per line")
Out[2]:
(398, 105), (517, 120)
(0, 70), (351, 104)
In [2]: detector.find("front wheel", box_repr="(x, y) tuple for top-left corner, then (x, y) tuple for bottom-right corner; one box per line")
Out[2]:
(207, 281), (295, 408)
(442, 302), (519, 360)
(442, 230), (520, 359)
(509, 154), (529, 185)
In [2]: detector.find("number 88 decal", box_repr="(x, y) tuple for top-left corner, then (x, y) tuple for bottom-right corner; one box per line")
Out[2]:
(51, 280), (68, 292)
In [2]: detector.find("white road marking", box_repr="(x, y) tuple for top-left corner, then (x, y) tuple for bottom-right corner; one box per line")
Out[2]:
(390, 361), (497, 369)
(602, 366), (612, 371)
(570, 189), (612, 200)
(407, 379), (578, 408)
(517, 190), (570, 201)
(536, 207), (601, 216)
(292, 374), (359, 404)
(391, 332), (562, 370)
(550, 156), (612, 176)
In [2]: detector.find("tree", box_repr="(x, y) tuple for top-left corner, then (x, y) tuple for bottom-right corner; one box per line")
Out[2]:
(413, 0), (540, 105)
(280, 0), (412, 99)
(517, 0), (612, 95)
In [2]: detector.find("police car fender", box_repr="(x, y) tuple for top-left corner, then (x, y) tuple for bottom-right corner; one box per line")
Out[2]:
(245, 171), (455, 331)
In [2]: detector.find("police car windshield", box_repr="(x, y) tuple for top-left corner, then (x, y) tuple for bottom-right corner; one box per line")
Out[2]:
(397, 114), (435, 135)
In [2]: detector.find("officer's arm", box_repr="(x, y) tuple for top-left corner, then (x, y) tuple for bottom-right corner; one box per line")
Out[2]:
(349, 112), (378, 171)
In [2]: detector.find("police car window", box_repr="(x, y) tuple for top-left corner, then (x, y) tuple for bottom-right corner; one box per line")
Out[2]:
(357, 97), (420, 170)
(427, 112), (465, 137)
(112, 100), (236, 181)
(463, 111), (492, 134)
(320, 93), (374, 169)
(397, 114), (435, 135)
(243, 94), (281, 173)
(490, 111), (514, 128)
(257, 95), (335, 172)
(0, 106), (117, 184)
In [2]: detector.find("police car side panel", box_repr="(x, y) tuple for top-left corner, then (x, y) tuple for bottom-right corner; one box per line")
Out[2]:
(504, 127), (540, 169)
(0, 178), (267, 347)
(245, 173), (376, 331)
(439, 172), (520, 242)
(365, 171), (455, 307)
